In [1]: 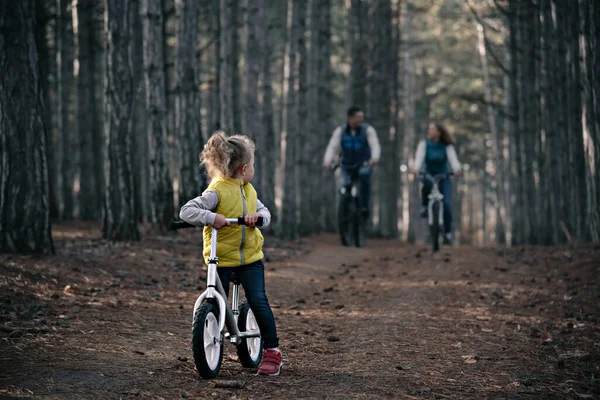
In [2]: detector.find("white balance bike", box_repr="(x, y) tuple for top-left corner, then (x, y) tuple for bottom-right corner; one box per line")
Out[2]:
(170, 217), (264, 379)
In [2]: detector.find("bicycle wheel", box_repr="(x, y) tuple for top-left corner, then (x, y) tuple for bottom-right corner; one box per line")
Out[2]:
(236, 301), (263, 368)
(430, 201), (440, 252)
(192, 302), (223, 379)
(353, 199), (365, 248)
(338, 194), (353, 246)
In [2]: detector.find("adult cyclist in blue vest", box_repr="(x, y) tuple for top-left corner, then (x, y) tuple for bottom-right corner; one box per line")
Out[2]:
(411, 122), (462, 245)
(322, 106), (381, 219)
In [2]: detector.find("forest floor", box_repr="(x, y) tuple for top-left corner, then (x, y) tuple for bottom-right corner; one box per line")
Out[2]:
(1, 222), (599, 400)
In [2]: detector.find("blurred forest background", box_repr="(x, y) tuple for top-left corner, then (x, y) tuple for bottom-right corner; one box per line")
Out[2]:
(1, 0), (599, 254)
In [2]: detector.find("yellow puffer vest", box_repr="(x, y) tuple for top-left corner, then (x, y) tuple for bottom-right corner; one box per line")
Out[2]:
(202, 178), (264, 267)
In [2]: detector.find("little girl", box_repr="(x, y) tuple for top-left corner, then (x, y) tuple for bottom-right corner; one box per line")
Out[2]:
(179, 131), (282, 376)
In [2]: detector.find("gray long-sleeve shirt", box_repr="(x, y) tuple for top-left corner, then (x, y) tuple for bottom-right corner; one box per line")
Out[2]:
(179, 190), (272, 228)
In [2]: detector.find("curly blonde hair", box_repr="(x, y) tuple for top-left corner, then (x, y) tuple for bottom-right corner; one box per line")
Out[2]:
(200, 131), (255, 179)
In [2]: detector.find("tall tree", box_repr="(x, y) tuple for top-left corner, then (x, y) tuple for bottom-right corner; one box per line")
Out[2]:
(35, 0), (60, 219)
(103, 0), (139, 241)
(59, 0), (77, 220)
(141, 0), (174, 231)
(245, 0), (262, 194)
(77, 0), (105, 220)
(349, 0), (368, 106)
(316, 0), (335, 232)
(580, 0), (600, 241)
(297, 0), (310, 235)
(372, 0), (397, 238)
(280, 0), (300, 240)
(260, 1), (278, 225)
(131, 0), (150, 222)
(176, 0), (204, 204)
(0, 0), (55, 254)
(218, 0), (234, 131)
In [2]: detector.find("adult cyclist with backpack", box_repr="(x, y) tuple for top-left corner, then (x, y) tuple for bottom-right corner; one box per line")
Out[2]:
(322, 106), (381, 219)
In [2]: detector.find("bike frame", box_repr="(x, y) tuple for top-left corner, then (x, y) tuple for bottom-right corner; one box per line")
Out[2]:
(192, 219), (261, 345)
(338, 162), (366, 204)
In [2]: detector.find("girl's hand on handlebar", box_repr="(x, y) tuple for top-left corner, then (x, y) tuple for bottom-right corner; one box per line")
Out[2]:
(244, 213), (260, 227)
(213, 214), (231, 229)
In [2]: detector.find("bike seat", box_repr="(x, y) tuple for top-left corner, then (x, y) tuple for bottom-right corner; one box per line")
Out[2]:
(228, 273), (239, 284)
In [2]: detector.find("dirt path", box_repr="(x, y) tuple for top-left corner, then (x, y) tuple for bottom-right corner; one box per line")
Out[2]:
(1, 223), (599, 399)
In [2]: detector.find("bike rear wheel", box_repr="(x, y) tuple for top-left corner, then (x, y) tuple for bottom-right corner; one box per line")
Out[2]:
(353, 200), (365, 248)
(236, 301), (263, 368)
(430, 202), (440, 253)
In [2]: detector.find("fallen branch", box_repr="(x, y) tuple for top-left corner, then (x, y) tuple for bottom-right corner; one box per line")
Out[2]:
(559, 221), (573, 244)
(0, 326), (50, 336)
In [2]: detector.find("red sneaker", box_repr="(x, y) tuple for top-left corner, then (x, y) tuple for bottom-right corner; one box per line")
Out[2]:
(257, 349), (283, 376)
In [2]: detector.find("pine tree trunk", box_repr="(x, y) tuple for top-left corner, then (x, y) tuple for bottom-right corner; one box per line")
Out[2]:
(349, 0), (367, 106)
(280, 0), (299, 240)
(297, 0), (310, 235)
(162, 0), (177, 189)
(580, 0), (600, 240)
(476, 22), (505, 244)
(0, 0), (55, 254)
(176, 0), (204, 206)
(316, 0), (335, 232)
(245, 0), (262, 194)
(566, 1), (586, 241)
(141, 0), (174, 232)
(260, 2), (278, 227)
(230, 0), (242, 134)
(131, 0), (149, 223)
(77, 0), (105, 221)
(403, 3), (417, 242)
(103, 0), (140, 241)
(372, 0), (397, 238)
(219, 0), (233, 130)
(59, 0), (77, 220)
(35, 0), (60, 219)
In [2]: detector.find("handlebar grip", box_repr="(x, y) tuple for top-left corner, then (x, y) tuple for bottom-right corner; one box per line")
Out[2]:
(169, 220), (195, 230)
(237, 216), (264, 226)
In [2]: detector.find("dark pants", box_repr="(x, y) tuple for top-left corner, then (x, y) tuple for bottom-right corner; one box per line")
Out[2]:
(340, 165), (372, 211)
(421, 177), (453, 234)
(217, 260), (279, 349)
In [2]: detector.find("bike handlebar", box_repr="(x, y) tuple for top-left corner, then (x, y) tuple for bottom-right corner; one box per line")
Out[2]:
(420, 172), (453, 182)
(169, 217), (264, 231)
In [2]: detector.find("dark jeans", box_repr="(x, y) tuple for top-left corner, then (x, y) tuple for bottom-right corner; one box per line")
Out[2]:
(340, 165), (372, 211)
(217, 260), (279, 349)
(421, 177), (453, 234)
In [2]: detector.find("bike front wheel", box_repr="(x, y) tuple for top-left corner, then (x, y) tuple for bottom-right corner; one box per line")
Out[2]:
(192, 302), (223, 379)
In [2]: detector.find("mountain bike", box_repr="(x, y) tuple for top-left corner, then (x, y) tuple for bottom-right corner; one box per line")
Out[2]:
(333, 162), (367, 248)
(420, 172), (452, 253)
(170, 217), (265, 379)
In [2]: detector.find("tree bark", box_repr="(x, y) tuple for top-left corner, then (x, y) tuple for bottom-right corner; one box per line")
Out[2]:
(280, 0), (299, 240)
(245, 0), (262, 194)
(580, 0), (600, 240)
(297, 0), (310, 235)
(103, 0), (140, 241)
(0, 0), (55, 254)
(141, 0), (174, 232)
(372, 0), (397, 238)
(316, 0), (335, 232)
(349, 0), (367, 106)
(59, 0), (77, 220)
(260, 2), (278, 227)
(176, 0), (204, 206)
